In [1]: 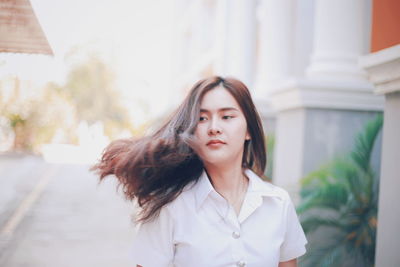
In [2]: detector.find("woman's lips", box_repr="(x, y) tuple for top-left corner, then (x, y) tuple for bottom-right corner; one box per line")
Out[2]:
(206, 140), (226, 147)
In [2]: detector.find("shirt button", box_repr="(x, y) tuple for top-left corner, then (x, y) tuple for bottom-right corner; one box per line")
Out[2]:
(232, 231), (240, 239)
(236, 260), (246, 267)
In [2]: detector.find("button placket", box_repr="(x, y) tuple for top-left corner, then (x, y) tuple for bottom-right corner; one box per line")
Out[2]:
(231, 229), (242, 261)
(211, 193), (246, 266)
(227, 202), (246, 264)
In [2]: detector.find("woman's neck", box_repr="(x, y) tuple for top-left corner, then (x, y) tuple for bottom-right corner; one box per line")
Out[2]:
(204, 162), (249, 213)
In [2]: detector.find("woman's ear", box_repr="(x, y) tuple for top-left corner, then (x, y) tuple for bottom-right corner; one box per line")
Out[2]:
(245, 132), (251, 141)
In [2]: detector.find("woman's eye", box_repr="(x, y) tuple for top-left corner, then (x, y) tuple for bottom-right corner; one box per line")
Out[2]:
(222, 115), (233, 120)
(199, 116), (207, 121)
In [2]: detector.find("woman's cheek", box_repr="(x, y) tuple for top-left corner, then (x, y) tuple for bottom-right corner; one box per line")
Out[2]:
(194, 126), (205, 141)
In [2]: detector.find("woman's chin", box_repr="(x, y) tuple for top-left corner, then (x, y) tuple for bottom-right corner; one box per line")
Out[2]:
(199, 149), (244, 168)
(203, 157), (236, 168)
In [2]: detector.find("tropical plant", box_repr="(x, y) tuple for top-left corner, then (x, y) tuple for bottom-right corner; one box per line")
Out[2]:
(298, 114), (383, 267)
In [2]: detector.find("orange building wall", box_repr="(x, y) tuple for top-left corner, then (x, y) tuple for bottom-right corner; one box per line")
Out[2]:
(371, 0), (400, 52)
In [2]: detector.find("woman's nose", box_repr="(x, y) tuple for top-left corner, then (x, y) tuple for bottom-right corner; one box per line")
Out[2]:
(208, 119), (221, 135)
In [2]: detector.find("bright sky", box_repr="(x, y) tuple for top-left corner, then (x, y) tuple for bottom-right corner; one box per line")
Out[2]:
(0, 0), (175, 125)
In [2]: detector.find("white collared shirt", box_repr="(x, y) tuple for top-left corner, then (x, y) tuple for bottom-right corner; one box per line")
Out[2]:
(130, 169), (307, 267)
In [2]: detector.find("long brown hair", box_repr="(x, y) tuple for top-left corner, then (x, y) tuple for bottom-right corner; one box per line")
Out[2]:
(91, 76), (266, 223)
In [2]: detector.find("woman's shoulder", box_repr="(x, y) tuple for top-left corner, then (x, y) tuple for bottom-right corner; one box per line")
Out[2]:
(162, 180), (198, 212)
(263, 179), (290, 197)
(245, 169), (291, 201)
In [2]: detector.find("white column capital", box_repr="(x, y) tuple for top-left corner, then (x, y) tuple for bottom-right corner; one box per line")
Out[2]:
(360, 44), (400, 95)
(268, 78), (384, 112)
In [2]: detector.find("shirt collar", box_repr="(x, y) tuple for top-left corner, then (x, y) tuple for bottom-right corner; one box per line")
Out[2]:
(245, 169), (284, 199)
(193, 170), (214, 210)
(193, 168), (284, 211)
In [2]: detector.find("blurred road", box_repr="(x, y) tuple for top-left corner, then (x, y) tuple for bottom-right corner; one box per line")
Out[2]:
(0, 153), (136, 267)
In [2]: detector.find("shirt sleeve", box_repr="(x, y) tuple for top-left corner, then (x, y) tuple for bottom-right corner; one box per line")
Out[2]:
(279, 195), (308, 262)
(130, 205), (175, 267)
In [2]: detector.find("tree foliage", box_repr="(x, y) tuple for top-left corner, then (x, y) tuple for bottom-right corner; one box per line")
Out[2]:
(0, 54), (134, 151)
(0, 77), (77, 151)
(62, 55), (132, 138)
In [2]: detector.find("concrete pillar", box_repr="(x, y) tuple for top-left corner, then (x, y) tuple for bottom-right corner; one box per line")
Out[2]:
(214, 0), (228, 77)
(221, 0), (257, 88)
(270, 0), (383, 200)
(360, 44), (400, 267)
(255, 0), (294, 92)
(253, 0), (296, 134)
(306, 0), (367, 82)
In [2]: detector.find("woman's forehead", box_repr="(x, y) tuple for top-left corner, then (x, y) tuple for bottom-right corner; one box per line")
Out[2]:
(199, 87), (240, 110)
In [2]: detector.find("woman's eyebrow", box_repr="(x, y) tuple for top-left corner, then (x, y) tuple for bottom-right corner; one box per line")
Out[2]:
(200, 107), (239, 113)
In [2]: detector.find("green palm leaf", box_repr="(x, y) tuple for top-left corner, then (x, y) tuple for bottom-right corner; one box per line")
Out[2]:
(351, 115), (383, 173)
(300, 234), (348, 267)
(297, 182), (348, 213)
(298, 114), (383, 267)
(300, 216), (345, 233)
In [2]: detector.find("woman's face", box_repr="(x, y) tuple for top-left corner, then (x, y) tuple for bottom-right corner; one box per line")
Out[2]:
(194, 86), (250, 166)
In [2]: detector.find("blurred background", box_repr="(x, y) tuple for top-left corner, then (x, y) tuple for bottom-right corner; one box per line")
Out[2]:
(0, 0), (399, 266)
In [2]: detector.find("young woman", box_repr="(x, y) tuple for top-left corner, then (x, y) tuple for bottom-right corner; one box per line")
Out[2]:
(92, 76), (307, 267)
